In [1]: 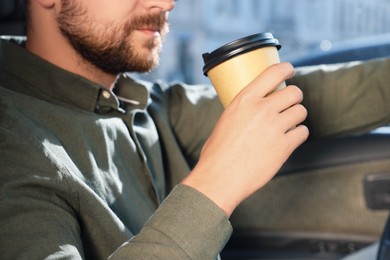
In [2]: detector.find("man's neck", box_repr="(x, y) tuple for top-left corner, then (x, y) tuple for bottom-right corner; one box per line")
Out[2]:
(25, 30), (116, 90)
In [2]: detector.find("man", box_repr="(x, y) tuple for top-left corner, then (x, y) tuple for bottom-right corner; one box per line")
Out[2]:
(0, 0), (388, 259)
(0, 0), (308, 259)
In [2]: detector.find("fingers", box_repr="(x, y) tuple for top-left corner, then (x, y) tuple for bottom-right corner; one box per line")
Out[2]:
(278, 87), (309, 150)
(278, 102), (306, 128)
(285, 124), (310, 151)
(266, 83), (309, 144)
(269, 84), (303, 113)
(244, 62), (295, 98)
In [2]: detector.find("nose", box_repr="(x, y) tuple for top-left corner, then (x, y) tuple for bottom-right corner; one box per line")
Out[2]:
(144, 0), (175, 12)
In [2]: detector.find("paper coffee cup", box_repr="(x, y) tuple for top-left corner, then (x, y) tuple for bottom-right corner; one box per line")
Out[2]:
(202, 32), (284, 107)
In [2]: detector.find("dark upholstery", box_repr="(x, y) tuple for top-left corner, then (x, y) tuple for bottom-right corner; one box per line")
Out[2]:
(0, 0), (26, 36)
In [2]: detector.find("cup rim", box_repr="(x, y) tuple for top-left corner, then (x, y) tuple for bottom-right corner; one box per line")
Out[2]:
(202, 32), (281, 76)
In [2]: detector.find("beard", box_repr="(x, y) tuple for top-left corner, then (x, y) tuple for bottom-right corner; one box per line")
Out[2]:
(57, 0), (169, 75)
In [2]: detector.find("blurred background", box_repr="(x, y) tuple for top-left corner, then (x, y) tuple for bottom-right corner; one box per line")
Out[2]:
(136, 0), (390, 85)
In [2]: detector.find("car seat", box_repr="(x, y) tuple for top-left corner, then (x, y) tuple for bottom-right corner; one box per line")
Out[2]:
(0, 0), (26, 36)
(222, 130), (390, 259)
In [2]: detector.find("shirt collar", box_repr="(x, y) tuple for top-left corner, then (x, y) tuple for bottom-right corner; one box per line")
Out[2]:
(0, 37), (149, 114)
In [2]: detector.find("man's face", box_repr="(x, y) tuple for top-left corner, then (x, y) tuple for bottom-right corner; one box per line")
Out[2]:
(57, 0), (170, 75)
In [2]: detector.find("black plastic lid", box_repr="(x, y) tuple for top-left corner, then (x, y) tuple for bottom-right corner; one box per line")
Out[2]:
(202, 32), (281, 76)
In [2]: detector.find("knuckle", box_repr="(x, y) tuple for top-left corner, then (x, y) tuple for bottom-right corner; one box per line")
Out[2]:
(298, 103), (307, 114)
(296, 104), (308, 119)
(289, 85), (303, 101)
(269, 62), (294, 79)
(300, 125), (310, 140)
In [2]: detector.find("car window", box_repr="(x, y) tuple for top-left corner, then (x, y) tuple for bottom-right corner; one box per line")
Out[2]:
(137, 0), (390, 84)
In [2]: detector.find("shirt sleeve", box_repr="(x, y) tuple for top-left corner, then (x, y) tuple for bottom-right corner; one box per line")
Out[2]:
(1, 155), (232, 260)
(165, 83), (224, 168)
(290, 57), (390, 138)
(109, 184), (232, 260)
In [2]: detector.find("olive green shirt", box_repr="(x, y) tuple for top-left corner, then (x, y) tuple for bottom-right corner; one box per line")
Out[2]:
(1, 36), (390, 259)
(291, 58), (390, 138)
(0, 38), (230, 259)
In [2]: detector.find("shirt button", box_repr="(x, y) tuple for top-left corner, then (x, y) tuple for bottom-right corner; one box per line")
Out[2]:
(102, 90), (111, 99)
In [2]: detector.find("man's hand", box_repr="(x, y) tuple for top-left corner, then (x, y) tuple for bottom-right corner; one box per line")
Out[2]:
(182, 62), (309, 216)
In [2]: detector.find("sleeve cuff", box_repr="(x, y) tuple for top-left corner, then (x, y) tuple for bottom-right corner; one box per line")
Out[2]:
(144, 184), (233, 259)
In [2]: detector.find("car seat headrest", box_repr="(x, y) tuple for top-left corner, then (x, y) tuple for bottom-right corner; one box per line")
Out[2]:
(0, 0), (27, 35)
(0, 0), (26, 21)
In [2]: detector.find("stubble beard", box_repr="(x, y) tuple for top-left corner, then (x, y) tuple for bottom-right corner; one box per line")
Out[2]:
(57, 0), (169, 75)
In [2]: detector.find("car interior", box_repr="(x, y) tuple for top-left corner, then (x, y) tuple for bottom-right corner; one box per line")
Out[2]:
(0, 0), (25, 36)
(2, 0), (390, 259)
